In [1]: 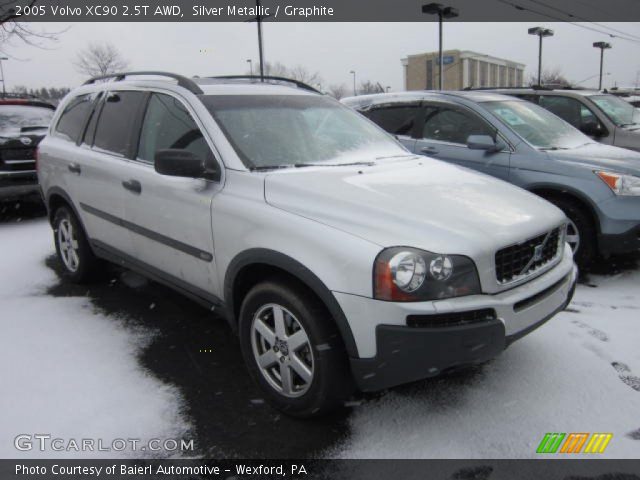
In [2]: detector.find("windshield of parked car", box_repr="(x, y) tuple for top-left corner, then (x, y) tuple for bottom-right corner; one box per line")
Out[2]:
(0, 105), (54, 131)
(483, 100), (591, 150)
(201, 94), (407, 169)
(590, 94), (640, 127)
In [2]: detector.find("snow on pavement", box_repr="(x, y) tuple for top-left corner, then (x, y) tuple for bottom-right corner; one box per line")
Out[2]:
(0, 219), (192, 458)
(330, 264), (640, 458)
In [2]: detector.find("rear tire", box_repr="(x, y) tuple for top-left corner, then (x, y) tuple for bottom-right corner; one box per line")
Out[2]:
(546, 196), (597, 269)
(238, 277), (354, 417)
(53, 206), (98, 283)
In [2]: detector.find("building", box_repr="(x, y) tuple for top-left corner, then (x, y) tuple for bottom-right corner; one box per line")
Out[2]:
(401, 50), (525, 91)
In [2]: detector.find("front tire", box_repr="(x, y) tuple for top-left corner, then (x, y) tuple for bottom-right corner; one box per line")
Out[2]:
(238, 278), (353, 417)
(547, 197), (597, 269)
(53, 206), (98, 283)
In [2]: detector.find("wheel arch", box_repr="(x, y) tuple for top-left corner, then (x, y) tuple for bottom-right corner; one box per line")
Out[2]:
(528, 183), (601, 235)
(224, 248), (359, 357)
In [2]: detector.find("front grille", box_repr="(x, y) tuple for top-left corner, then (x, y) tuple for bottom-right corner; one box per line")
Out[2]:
(495, 227), (561, 284)
(0, 148), (36, 161)
(0, 148), (36, 173)
(407, 308), (497, 328)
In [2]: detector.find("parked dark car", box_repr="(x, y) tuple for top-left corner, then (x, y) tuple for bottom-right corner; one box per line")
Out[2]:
(0, 97), (56, 202)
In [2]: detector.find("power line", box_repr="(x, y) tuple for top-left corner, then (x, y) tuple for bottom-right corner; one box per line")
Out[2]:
(494, 0), (640, 45)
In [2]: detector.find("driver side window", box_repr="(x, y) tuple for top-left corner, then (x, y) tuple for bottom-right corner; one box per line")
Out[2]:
(422, 105), (494, 145)
(137, 93), (213, 164)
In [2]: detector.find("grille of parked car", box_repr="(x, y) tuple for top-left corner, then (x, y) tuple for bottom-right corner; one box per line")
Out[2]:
(0, 148), (36, 172)
(495, 227), (561, 284)
(407, 309), (497, 328)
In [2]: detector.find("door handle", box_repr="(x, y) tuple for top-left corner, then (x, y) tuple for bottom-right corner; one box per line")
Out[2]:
(122, 179), (142, 194)
(420, 146), (439, 155)
(68, 163), (81, 174)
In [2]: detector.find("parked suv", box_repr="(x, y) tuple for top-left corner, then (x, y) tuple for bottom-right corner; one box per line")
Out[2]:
(1, 96), (55, 201)
(343, 91), (640, 267)
(38, 73), (576, 416)
(486, 87), (640, 152)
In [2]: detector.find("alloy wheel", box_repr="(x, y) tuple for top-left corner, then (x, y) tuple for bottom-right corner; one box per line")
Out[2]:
(250, 303), (314, 398)
(58, 217), (80, 272)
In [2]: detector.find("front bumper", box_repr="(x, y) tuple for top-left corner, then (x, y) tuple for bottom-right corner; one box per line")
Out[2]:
(599, 224), (640, 256)
(0, 171), (39, 201)
(335, 247), (577, 392)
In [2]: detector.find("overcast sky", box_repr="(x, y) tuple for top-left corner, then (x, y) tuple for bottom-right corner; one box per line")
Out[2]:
(2, 21), (639, 92)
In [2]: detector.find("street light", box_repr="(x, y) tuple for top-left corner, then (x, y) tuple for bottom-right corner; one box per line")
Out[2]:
(422, 3), (459, 91)
(386, 86), (391, 92)
(593, 41), (612, 90)
(350, 70), (356, 96)
(246, 59), (253, 76)
(0, 57), (7, 97)
(245, 0), (269, 81)
(528, 26), (554, 86)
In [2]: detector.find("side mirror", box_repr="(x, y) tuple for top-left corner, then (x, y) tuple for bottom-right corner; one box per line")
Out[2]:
(580, 122), (604, 138)
(154, 149), (205, 178)
(467, 134), (503, 152)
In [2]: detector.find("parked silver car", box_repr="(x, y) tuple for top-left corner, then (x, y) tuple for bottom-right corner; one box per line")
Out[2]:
(38, 73), (576, 416)
(343, 91), (640, 268)
(488, 88), (640, 152)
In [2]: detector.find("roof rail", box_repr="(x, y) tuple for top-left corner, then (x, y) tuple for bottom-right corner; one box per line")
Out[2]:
(83, 71), (203, 95)
(205, 75), (321, 94)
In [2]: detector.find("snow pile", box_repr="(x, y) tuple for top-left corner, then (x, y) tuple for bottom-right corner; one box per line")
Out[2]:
(331, 265), (640, 459)
(0, 219), (192, 458)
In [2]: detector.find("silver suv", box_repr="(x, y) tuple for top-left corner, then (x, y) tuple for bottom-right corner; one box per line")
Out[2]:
(38, 72), (577, 417)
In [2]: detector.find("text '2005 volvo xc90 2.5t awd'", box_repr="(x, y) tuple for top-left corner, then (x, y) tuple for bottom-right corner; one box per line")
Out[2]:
(37, 72), (577, 417)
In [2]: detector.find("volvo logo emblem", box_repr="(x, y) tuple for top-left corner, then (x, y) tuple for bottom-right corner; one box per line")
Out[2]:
(532, 244), (544, 262)
(20, 137), (32, 146)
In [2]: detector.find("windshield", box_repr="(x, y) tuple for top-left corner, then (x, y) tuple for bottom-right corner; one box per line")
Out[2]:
(0, 105), (54, 131)
(483, 100), (591, 149)
(590, 94), (640, 127)
(201, 94), (407, 169)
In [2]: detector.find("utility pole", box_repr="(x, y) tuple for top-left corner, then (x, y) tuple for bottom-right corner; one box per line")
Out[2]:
(0, 57), (7, 97)
(246, 0), (269, 81)
(350, 70), (356, 96)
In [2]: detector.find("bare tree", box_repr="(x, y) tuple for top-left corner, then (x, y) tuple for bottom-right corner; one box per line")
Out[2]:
(288, 65), (322, 88)
(74, 42), (130, 78)
(1, 1), (60, 53)
(527, 67), (571, 87)
(358, 80), (384, 95)
(250, 61), (322, 88)
(327, 83), (348, 100)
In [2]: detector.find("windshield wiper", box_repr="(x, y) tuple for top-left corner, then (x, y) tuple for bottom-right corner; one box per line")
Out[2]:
(539, 146), (570, 151)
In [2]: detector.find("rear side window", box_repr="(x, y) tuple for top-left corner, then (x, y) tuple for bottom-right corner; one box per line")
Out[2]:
(137, 93), (213, 164)
(366, 105), (419, 136)
(55, 94), (94, 142)
(93, 91), (147, 156)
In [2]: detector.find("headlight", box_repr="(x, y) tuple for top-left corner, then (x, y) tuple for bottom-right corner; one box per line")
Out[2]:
(596, 170), (640, 196)
(374, 247), (481, 301)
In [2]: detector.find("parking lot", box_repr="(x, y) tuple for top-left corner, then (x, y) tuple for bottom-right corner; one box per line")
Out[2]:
(1, 202), (638, 459)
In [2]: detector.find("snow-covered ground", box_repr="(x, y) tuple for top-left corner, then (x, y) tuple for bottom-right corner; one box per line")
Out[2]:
(0, 218), (192, 458)
(1, 216), (639, 459)
(330, 264), (640, 458)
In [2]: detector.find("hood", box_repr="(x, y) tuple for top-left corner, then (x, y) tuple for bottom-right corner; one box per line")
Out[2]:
(547, 142), (640, 175)
(264, 158), (565, 259)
